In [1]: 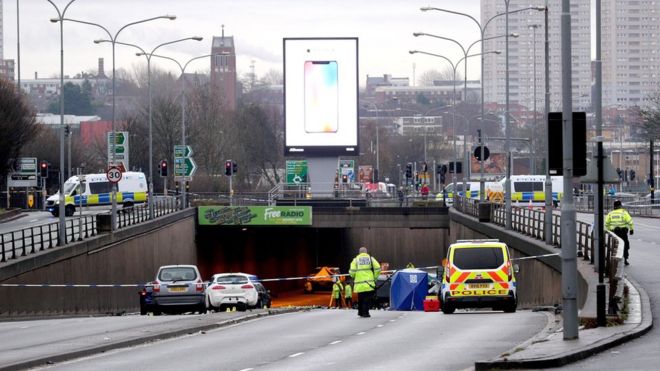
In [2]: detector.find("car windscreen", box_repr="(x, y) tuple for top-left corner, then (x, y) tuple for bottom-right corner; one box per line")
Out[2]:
(159, 267), (198, 282)
(514, 181), (543, 192)
(215, 275), (249, 284)
(452, 247), (504, 270)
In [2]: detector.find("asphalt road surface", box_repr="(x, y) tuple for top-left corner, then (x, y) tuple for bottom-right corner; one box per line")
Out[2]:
(33, 309), (545, 371)
(552, 212), (660, 370)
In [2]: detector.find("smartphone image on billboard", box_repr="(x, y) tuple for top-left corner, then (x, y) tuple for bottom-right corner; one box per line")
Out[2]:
(304, 61), (338, 133)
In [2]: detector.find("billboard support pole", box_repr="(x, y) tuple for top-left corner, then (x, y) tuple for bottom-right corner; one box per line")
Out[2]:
(308, 157), (340, 198)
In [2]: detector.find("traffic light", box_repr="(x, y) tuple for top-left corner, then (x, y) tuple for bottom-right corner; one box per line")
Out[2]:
(232, 160), (238, 175)
(225, 160), (233, 176)
(342, 174), (348, 183)
(630, 170), (636, 181)
(421, 162), (428, 173)
(617, 168), (623, 180)
(39, 161), (48, 178)
(405, 163), (413, 178)
(159, 160), (168, 177)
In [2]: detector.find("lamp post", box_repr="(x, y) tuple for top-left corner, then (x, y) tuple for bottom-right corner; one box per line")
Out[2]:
(139, 49), (212, 211)
(46, 0), (77, 246)
(16, 0), (21, 90)
(543, 3), (552, 246)
(59, 15), (176, 229)
(529, 24), (541, 175)
(421, 5), (544, 206)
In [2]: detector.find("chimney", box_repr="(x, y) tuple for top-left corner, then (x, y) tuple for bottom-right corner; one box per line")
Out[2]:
(98, 58), (106, 78)
(34, 71), (38, 79)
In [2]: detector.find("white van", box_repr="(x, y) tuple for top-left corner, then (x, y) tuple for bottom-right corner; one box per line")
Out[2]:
(46, 172), (148, 216)
(439, 181), (504, 204)
(500, 175), (563, 205)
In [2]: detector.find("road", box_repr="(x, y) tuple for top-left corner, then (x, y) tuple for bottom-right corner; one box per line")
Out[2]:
(552, 212), (660, 370)
(0, 209), (103, 234)
(12, 309), (546, 371)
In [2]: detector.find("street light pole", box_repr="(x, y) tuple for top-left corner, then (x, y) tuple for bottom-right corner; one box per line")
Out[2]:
(504, 0), (512, 230)
(530, 24), (541, 175)
(561, 0), (579, 340)
(46, 0), (77, 246)
(142, 49), (211, 211)
(544, 3), (553, 245)
(79, 15), (176, 225)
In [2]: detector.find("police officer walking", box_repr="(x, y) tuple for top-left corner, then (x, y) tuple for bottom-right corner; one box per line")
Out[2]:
(605, 200), (634, 265)
(331, 278), (344, 308)
(349, 246), (381, 317)
(344, 278), (353, 308)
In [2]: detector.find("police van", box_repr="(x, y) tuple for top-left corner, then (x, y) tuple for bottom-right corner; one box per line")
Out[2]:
(46, 172), (148, 216)
(439, 239), (518, 314)
(500, 175), (563, 206)
(438, 181), (504, 204)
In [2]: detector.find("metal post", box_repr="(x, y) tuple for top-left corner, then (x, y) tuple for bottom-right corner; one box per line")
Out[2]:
(148, 56), (154, 219)
(67, 126), (71, 180)
(110, 41), (117, 231)
(375, 106), (379, 182)
(479, 32), (486, 201)
(532, 25), (538, 175)
(594, 0), (604, 288)
(57, 7), (66, 245)
(544, 2), (553, 245)
(77, 171), (83, 241)
(651, 140), (655, 204)
(561, 0), (578, 340)
(504, 0), (512, 230)
(596, 138), (606, 326)
(16, 0), (20, 90)
(462, 54), (468, 204)
(181, 86), (187, 209)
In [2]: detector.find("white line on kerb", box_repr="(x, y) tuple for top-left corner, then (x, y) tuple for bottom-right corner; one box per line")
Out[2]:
(330, 340), (342, 345)
(377, 324), (384, 328)
(29, 219), (38, 222)
(289, 352), (304, 358)
(357, 331), (366, 335)
(238, 368), (254, 371)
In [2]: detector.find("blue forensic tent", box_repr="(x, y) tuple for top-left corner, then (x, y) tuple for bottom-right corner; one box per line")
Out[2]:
(389, 269), (428, 311)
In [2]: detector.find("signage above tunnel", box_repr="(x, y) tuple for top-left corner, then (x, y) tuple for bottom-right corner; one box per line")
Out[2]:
(198, 206), (313, 226)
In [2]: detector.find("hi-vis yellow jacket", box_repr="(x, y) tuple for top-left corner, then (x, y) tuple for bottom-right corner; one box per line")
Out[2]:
(349, 253), (381, 293)
(605, 208), (634, 231)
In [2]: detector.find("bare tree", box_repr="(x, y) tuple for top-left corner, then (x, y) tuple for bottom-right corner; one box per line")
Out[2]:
(417, 68), (463, 86)
(0, 80), (39, 181)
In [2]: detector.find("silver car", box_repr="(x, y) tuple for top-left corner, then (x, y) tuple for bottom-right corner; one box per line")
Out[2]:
(150, 265), (206, 315)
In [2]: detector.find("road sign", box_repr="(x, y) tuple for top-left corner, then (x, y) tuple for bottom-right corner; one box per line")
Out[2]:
(106, 166), (122, 183)
(174, 145), (197, 179)
(474, 146), (490, 161)
(8, 157), (39, 187)
(286, 160), (308, 184)
(107, 131), (129, 171)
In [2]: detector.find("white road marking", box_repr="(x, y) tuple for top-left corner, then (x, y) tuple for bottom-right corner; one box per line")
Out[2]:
(289, 352), (304, 358)
(238, 368), (254, 371)
(389, 319), (396, 322)
(330, 340), (342, 345)
(377, 324), (384, 328)
(357, 331), (366, 335)
(29, 219), (39, 222)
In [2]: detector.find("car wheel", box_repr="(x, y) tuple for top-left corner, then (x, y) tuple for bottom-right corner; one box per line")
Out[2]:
(198, 304), (207, 314)
(238, 303), (247, 312)
(441, 302), (455, 314)
(206, 296), (214, 311)
(50, 211), (58, 217)
(255, 298), (263, 309)
(153, 306), (162, 316)
(503, 301), (517, 313)
(140, 304), (147, 316)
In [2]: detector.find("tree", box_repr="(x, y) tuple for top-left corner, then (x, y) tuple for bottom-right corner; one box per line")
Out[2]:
(46, 81), (94, 115)
(417, 68), (463, 86)
(640, 93), (660, 140)
(0, 79), (39, 182)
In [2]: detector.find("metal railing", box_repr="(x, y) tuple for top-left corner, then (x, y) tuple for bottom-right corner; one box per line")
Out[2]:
(1, 197), (182, 265)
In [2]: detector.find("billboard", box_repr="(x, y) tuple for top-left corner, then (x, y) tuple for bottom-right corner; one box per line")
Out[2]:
(198, 206), (312, 226)
(358, 165), (373, 183)
(284, 38), (359, 156)
(470, 152), (506, 177)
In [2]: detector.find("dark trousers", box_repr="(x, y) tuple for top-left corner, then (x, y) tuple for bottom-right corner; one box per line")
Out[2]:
(613, 228), (630, 260)
(357, 291), (373, 317)
(345, 298), (352, 308)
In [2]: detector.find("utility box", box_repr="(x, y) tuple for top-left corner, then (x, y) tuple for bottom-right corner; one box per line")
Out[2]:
(96, 213), (112, 233)
(478, 202), (492, 222)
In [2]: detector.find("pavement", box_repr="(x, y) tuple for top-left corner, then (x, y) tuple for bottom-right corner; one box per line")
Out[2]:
(474, 276), (652, 370)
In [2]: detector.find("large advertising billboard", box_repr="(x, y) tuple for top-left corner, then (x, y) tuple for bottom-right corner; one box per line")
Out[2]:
(284, 38), (359, 156)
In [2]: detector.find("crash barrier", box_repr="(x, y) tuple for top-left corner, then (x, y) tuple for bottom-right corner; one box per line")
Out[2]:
(0, 197), (180, 264)
(574, 193), (657, 217)
(455, 197), (623, 314)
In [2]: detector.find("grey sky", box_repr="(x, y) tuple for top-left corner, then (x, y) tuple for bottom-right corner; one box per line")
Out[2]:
(3, 0), (489, 84)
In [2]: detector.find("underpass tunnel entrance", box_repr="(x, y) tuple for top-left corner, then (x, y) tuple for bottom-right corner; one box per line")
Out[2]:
(196, 227), (353, 296)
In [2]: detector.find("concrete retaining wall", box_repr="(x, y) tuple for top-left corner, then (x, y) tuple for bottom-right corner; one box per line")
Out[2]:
(0, 209), (196, 317)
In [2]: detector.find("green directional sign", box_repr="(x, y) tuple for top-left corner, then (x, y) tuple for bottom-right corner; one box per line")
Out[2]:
(286, 160), (308, 184)
(174, 145), (197, 179)
(107, 131), (129, 171)
(113, 132), (126, 145)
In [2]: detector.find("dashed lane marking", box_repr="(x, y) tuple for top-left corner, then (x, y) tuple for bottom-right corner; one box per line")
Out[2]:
(357, 331), (366, 335)
(289, 352), (304, 358)
(330, 340), (342, 345)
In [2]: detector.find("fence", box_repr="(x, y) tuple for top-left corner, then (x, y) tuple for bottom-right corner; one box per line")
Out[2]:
(1, 197), (181, 264)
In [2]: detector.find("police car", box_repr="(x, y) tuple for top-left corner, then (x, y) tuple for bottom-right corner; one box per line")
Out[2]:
(439, 239), (518, 314)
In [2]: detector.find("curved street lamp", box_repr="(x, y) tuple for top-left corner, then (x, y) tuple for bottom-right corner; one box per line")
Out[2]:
(421, 5), (544, 214)
(46, 0), (78, 246)
(53, 15), (176, 230)
(95, 37), (203, 216)
(136, 50), (213, 210)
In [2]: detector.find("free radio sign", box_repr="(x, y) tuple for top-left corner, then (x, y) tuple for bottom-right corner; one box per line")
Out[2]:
(106, 166), (122, 184)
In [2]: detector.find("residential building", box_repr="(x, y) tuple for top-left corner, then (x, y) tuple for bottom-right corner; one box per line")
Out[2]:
(366, 74), (409, 94)
(210, 27), (237, 111)
(0, 59), (14, 81)
(481, 0), (592, 112)
(602, 0), (660, 107)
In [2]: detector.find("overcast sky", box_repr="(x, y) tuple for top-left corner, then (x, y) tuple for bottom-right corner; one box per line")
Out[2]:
(2, 0), (490, 84)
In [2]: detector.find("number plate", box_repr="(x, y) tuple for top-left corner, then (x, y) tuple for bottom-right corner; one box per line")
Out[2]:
(468, 283), (490, 289)
(168, 286), (186, 292)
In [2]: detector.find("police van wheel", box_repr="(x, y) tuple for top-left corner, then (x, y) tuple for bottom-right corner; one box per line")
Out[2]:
(65, 205), (75, 217)
(50, 211), (58, 217)
(503, 302), (517, 313)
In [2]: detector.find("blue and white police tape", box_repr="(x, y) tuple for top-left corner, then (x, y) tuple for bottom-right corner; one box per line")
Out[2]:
(0, 264), (443, 287)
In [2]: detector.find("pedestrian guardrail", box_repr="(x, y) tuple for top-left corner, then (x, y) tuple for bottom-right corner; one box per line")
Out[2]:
(1, 197), (182, 265)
